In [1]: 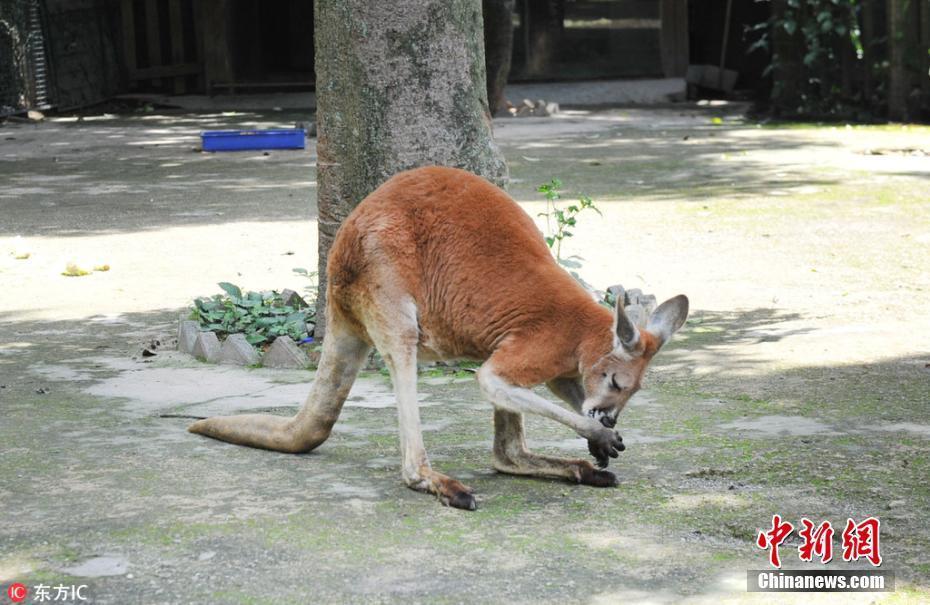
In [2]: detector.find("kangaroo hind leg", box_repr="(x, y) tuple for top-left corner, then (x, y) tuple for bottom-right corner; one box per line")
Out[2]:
(492, 409), (619, 488)
(188, 315), (370, 453)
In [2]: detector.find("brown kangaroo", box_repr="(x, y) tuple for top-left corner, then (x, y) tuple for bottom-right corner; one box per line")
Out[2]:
(189, 166), (688, 510)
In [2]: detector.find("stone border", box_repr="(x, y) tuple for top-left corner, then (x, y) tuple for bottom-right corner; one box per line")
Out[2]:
(177, 320), (312, 369)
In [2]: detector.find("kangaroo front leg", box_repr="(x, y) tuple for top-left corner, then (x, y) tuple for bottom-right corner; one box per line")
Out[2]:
(492, 409), (619, 487)
(478, 364), (624, 469)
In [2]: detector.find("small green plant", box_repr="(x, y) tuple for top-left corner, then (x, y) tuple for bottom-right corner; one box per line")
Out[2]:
(191, 282), (315, 346)
(291, 267), (319, 301)
(537, 178), (601, 261)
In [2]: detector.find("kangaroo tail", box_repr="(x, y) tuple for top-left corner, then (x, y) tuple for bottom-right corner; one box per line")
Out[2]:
(188, 316), (371, 454)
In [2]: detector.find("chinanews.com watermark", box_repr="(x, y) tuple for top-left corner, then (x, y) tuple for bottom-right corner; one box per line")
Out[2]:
(749, 514), (894, 593)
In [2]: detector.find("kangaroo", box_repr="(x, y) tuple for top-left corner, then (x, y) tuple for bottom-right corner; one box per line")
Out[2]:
(189, 166), (688, 511)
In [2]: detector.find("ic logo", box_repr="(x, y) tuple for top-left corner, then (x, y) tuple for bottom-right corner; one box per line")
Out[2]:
(7, 583), (27, 603)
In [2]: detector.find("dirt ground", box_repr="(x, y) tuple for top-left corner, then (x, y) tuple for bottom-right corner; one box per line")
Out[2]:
(1, 102), (929, 604)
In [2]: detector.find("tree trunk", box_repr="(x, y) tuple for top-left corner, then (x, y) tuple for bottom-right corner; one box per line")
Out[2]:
(526, 0), (564, 76)
(887, 0), (907, 120)
(770, 0), (802, 116)
(483, 0), (515, 115)
(313, 0), (509, 339)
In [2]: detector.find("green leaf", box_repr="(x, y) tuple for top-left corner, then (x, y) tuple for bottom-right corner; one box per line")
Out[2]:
(783, 20), (797, 35)
(245, 333), (267, 345)
(218, 282), (242, 300)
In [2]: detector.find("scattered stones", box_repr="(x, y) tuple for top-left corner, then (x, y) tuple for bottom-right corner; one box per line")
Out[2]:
(262, 336), (310, 369)
(510, 98), (558, 118)
(515, 99), (535, 117)
(191, 331), (221, 363)
(177, 320), (199, 354)
(219, 334), (260, 366)
(605, 285), (657, 328)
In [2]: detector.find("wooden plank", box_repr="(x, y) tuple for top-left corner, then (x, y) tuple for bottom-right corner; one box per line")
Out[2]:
(659, 0), (688, 77)
(130, 62), (201, 81)
(144, 0), (163, 88)
(199, 0), (232, 93)
(168, 0), (186, 94)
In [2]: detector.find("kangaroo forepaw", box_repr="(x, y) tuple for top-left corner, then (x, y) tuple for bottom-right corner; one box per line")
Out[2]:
(587, 428), (625, 469)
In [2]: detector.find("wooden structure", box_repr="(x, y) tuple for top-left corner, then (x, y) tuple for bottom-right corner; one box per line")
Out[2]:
(118, 0), (312, 95)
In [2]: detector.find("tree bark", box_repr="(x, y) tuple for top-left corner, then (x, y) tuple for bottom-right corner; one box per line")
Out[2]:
(313, 0), (509, 339)
(483, 0), (515, 115)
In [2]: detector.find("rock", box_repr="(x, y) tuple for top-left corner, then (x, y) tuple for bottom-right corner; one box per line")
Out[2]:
(545, 101), (560, 115)
(626, 288), (643, 306)
(606, 285), (626, 307)
(218, 333), (260, 366)
(280, 289), (308, 309)
(191, 331), (221, 363)
(177, 320), (200, 353)
(262, 336), (310, 369)
(639, 294), (657, 317)
(533, 99), (550, 117)
(624, 304), (647, 328)
(27, 109), (44, 122)
(515, 99), (535, 117)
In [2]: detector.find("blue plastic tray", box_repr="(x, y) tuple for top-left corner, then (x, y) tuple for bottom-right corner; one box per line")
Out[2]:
(201, 128), (306, 152)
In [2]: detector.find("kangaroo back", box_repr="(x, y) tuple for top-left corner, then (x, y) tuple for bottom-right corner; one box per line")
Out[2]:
(326, 165), (607, 362)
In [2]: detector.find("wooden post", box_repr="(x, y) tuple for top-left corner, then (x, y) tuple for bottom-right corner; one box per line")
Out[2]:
(168, 0), (186, 94)
(199, 0), (232, 93)
(660, 0), (689, 77)
(120, 0), (136, 87)
(144, 0), (162, 89)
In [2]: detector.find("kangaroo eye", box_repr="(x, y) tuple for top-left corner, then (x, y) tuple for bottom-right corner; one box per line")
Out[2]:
(609, 374), (622, 391)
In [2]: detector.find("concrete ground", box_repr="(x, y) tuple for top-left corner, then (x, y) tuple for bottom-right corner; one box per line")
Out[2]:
(1, 102), (929, 604)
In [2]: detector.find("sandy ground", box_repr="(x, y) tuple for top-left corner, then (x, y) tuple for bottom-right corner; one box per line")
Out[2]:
(1, 104), (929, 604)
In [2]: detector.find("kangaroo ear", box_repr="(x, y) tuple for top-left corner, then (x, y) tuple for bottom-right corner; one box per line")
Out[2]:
(646, 295), (689, 349)
(614, 298), (640, 352)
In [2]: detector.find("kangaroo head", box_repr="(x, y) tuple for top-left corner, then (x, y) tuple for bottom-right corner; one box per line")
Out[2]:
(580, 294), (689, 428)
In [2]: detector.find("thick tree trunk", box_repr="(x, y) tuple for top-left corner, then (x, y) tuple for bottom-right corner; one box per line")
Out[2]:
(483, 0), (515, 115)
(313, 0), (509, 339)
